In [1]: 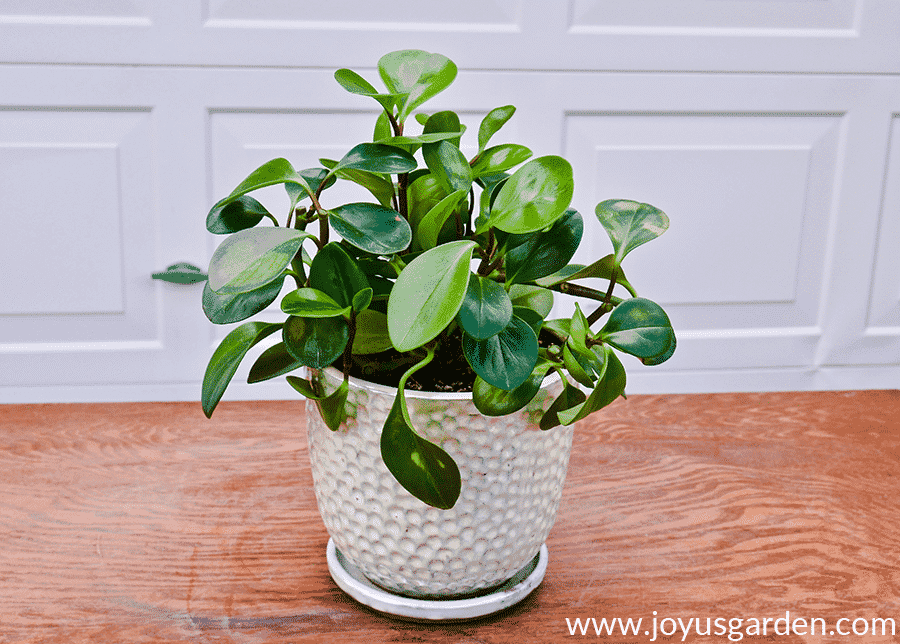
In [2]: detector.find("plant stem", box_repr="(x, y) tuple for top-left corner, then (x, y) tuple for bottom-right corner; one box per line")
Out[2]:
(342, 310), (357, 379)
(397, 173), (409, 222)
(586, 268), (620, 326)
(476, 228), (496, 276)
(545, 281), (619, 303)
(318, 212), (329, 247)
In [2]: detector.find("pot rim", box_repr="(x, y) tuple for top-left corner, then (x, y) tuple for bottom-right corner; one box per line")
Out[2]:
(316, 366), (561, 402)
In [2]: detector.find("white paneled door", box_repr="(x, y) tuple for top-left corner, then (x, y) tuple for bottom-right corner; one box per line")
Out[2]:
(0, 3), (897, 402)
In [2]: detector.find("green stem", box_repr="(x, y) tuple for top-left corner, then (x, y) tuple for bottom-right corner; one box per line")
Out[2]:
(586, 267), (620, 326)
(284, 269), (304, 288)
(398, 344), (435, 393)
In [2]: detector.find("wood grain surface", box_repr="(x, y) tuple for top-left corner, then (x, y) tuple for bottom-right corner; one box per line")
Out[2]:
(1, 391), (898, 643)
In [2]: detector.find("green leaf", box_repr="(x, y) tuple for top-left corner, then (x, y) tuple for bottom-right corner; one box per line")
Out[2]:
(456, 273), (512, 341)
(287, 375), (349, 432)
(505, 209), (583, 285)
(387, 240), (477, 352)
(202, 322), (281, 418)
(472, 360), (552, 417)
(422, 140), (472, 195)
(478, 105), (516, 153)
(280, 288), (351, 318)
(562, 344), (595, 388)
(534, 254), (637, 297)
(207, 227), (314, 294)
(329, 203), (412, 255)
(352, 287), (373, 313)
(319, 158), (394, 208)
(595, 199), (669, 265)
(539, 380), (587, 430)
(247, 342), (304, 383)
(374, 111), (392, 142)
(415, 188), (468, 250)
(509, 284), (554, 319)
(513, 305), (544, 341)
(352, 309), (392, 354)
(462, 315), (538, 391)
(287, 168), (337, 204)
(202, 277), (282, 325)
(423, 110), (463, 147)
(206, 195), (272, 235)
(381, 390), (461, 509)
(378, 49), (458, 122)
(333, 143), (417, 175)
(408, 173), (447, 232)
(283, 315), (349, 369)
(557, 347), (626, 425)
(599, 297), (676, 361)
(378, 130), (466, 146)
(333, 68), (400, 113)
(152, 262), (208, 284)
(470, 144), (532, 178)
(210, 158), (313, 213)
(308, 242), (370, 308)
(481, 156), (574, 235)
(642, 332), (677, 366)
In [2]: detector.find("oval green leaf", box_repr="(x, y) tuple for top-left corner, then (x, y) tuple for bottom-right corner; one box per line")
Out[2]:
(283, 315), (349, 369)
(329, 203), (412, 255)
(422, 140), (472, 195)
(472, 359), (551, 417)
(152, 262), (208, 284)
(280, 288), (350, 318)
(482, 156), (574, 234)
(595, 199), (669, 265)
(211, 158), (313, 213)
(557, 347), (626, 426)
(505, 209), (583, 285)
(308, 242), (370, 308)
(202, 277), (283, 325)
(534, 254), (637, 297)
(378, 50), (458, 122)
(287, 375), (349, 431)
(207, 227), (313, 294)
(202, 321), (282, 418)
(334, 142), (417, 175)
(509, 284), (554, 319)
(206, 195), (272, 235)
(462, 315), (538, 391)
(470, 144), (532, 178)
(380, 391), (461, 509)
(456, 273), (512, 340)
(477, 105), (516, 153)
(387, 240), (477, 352)
(352, 309), (392, 354)
(599, 297), (676, 360)
(415, 188), (468, 251)
(247, 342), (304, 384)
(539, 381), (588, 431)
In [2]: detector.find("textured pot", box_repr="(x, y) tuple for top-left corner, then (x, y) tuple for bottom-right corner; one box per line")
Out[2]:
(306, 366), (574, 598)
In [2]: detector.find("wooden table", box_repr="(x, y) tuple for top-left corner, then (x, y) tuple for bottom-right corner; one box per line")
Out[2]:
(2, 391), (898, 643)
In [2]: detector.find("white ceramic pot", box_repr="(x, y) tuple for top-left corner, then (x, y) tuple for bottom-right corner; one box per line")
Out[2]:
(306, 366), (574, 598)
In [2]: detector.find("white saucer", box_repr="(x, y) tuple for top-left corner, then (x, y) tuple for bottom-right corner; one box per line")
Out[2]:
(326, 538), (548, 621)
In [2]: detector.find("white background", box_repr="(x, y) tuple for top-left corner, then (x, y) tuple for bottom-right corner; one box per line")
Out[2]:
(1, 0), (898, 403)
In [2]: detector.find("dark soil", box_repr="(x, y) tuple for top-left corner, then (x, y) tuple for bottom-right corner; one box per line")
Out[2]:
(340, 328), (478, 393)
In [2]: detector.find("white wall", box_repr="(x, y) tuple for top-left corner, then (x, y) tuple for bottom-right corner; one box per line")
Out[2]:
(1, 1), (898, 403)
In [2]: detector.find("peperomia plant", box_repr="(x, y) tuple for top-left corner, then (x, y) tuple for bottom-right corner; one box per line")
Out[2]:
(196, 49), (675, 510)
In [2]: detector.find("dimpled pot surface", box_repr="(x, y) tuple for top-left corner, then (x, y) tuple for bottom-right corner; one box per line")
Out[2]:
(306, 367), (574, 598)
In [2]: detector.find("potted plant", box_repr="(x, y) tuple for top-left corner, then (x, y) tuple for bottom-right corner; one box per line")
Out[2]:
(190, 49), (675, 615)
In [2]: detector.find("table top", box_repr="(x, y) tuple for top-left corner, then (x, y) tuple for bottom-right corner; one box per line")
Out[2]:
(2, 390), (898, 643)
